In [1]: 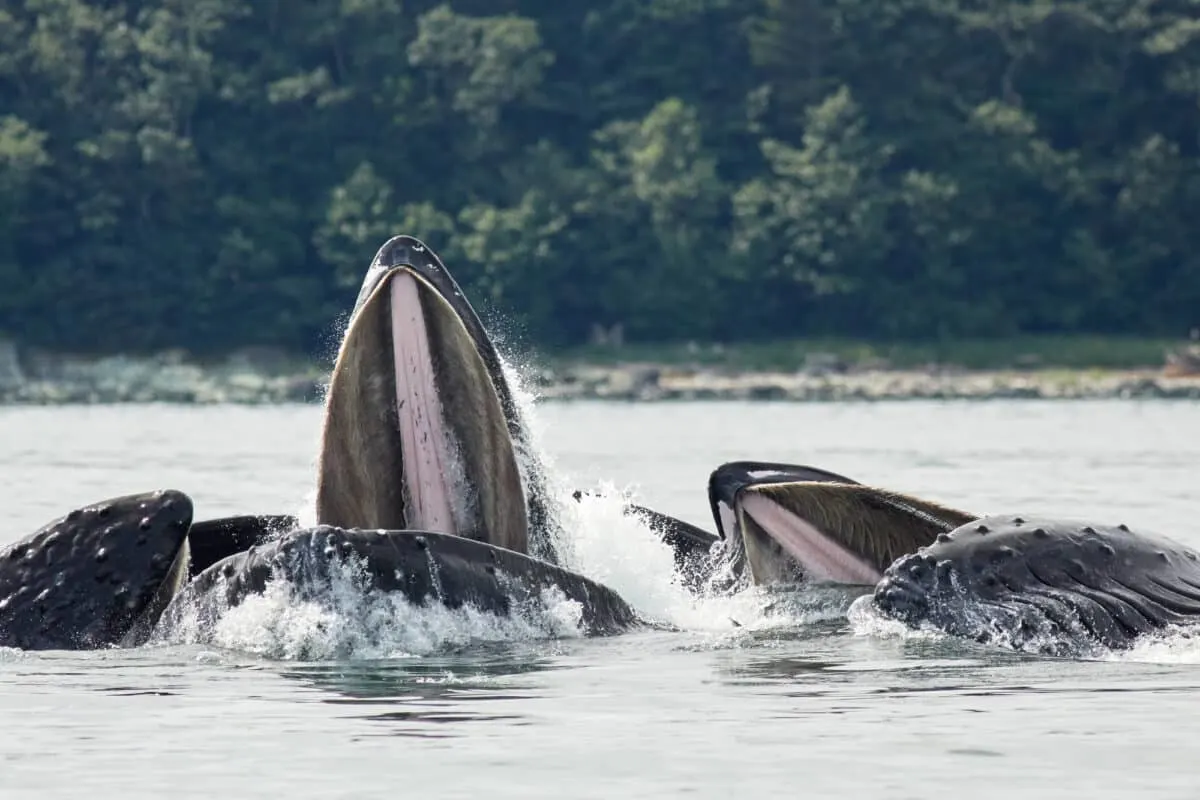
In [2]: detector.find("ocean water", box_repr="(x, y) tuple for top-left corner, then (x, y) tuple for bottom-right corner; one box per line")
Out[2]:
(2, 398), (1200, 799)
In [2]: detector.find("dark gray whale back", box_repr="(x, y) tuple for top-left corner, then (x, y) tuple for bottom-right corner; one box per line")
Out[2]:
(161, 527), (639, 638)
(872, 516), (1200, 656)
(0, 490), (193, 650)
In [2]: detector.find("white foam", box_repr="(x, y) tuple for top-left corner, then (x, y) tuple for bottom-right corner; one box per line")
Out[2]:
(846, 594), (947, 643)
(158, 554), (585, 660)
(294, 487), (318, 531)
(1108, 626), (1200, 664)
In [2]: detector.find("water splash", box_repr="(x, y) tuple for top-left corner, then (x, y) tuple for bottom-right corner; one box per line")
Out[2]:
(495, 352), (774, 630)
(847, 592), (1200, 664)
(292, 309), (349, 532)
(846, 594), (948, 644)
(157, 553), (585, 660)
(846, 592), (1118, 658)
(494, 353), (795, 633)
(1110, 626), (1200, 664)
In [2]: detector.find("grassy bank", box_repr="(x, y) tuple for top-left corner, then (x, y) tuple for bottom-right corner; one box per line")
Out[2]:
(542, 335), (1179, 372)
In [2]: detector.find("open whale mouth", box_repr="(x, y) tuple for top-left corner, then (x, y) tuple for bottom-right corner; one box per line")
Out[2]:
(735, 491), (884, 585)
(707, 462), (975, 587)
(315, 236), (529, 555)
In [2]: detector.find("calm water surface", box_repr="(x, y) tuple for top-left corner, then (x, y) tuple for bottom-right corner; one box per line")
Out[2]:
(2, 400), (1200, 799)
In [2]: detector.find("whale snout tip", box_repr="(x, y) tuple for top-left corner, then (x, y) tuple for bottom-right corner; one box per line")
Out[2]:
(871, 548), (976, 624)
(872, 552), (942, 620)
(872, 574), (930, 622)
(372, 235), (431, 270)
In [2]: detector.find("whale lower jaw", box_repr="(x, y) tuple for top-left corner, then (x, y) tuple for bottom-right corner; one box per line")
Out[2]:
(157, 527), (640, 642)
(705, 463), (975, 590)
(738, 492), (883, 586)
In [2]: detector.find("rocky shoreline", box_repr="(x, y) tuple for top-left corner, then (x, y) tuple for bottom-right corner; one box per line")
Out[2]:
(1, 342), (1199, 405)
(0, 345), (326, 405)
(533, 364), (1200, 402)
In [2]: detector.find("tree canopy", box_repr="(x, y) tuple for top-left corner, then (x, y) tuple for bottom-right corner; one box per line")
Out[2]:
(1, 0), (1197, 354)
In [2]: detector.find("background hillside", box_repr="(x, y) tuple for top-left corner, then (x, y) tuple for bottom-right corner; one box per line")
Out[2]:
(1, 0), (1198, 357)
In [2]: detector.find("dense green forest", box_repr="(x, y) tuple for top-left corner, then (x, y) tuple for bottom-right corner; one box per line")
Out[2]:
(0, 0), (1198, 355)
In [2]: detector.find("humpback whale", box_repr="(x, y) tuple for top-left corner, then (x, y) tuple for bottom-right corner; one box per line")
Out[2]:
(870, 516), (1200, 656)
(0, 491), (193, 650)
(647, 460), (1200, 656)
(699, 466), (1200, 655)
(0, 235), (639, 651)
(157, 235), (641, 642)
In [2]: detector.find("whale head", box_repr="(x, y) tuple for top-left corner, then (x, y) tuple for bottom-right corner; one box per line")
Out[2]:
(315, 235), (554, 560)
(0, 490), (194, 650)
(872, 516), (1200, 655)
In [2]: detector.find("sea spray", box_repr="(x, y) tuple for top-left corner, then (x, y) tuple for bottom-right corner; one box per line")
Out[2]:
(496, 352), (828, 634)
